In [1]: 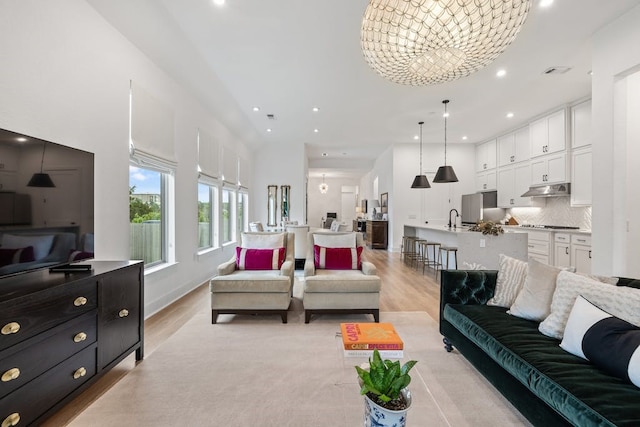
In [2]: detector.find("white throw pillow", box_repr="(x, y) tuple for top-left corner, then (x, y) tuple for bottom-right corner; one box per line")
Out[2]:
(539, 270), (640, 339)
(560, 295), (640, 389)
(241, 233), (285, 249)
(313, 232), (356, 248)
(508, 258), (562, 322)
(1, 234), (55, 260)
(487, 254), (528, 308)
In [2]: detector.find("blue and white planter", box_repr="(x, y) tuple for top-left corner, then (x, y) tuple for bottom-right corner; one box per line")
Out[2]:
(363, 388), (412, 427)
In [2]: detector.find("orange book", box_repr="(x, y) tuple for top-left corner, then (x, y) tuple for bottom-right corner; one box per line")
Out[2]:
(340, 323), (403, 350)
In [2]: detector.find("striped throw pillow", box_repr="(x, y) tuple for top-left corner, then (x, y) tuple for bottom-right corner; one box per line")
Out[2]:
(314, 245), (362, 270)
(235, 247), (285, 270)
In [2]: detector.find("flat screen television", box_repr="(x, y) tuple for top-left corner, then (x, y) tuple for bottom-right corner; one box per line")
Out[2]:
(0, 127), (94, 278)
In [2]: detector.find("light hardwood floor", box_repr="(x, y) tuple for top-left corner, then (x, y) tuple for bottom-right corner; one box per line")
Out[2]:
(43, 247), (441, 426)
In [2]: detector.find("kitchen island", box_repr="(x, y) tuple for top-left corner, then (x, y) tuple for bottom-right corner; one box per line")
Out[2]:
(404, 223), (528, 270)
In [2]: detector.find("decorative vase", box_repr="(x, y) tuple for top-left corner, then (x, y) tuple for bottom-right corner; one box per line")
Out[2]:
(363, 388), (411, 427)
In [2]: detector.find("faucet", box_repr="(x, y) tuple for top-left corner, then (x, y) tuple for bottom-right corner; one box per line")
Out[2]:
(449, 209), (460, 229)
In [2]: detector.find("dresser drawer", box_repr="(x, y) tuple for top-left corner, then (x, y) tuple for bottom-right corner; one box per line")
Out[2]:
(527, 240), (549, 255)
(0, 279), (97, 351)
(0, 311), (96, 399)
(0, 344), (96, 427)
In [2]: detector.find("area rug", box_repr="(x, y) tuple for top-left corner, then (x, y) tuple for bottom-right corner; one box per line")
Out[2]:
(67, 282), (530, 426)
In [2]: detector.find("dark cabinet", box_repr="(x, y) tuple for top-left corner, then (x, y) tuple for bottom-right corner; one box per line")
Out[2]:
(0, 261), (143, 426)
(366, 220), (388, 249)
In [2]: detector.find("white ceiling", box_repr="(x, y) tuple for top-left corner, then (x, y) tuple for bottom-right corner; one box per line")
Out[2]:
(88, 0), (640, 178)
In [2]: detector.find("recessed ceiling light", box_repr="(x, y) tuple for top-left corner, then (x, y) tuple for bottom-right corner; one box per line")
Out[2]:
(506, 112), (514, 118)
(540, 0), (554, 8)
(313, 129), (319, 133)
(322, 152), (328, 157)
(462, 136), (468, 141)
(266, 128), (272, 132)
(213, 0), (225, 6)
(496, 69), (507, 77)
(443, 112), (449, 118)
(252, 106), (260, 112)
(413, 135), (419, 140)
(587, 70), (593, 76)
(312, 107), (319, 112)
(16, 137), (28, 142)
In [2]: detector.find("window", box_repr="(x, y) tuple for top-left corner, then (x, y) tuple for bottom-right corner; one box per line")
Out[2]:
(222, 188), (236, 244)
(129, 165), (172, 267)
(198, 181), (219, 250)
(238, 190), (248, 234)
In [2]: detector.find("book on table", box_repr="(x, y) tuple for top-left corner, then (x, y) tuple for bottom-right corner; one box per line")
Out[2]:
(340, 322), (404, 358)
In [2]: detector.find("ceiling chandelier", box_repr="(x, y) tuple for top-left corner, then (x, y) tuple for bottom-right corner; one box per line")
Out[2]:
(319, 174), (329, 194)
(360, 0), (532, 86)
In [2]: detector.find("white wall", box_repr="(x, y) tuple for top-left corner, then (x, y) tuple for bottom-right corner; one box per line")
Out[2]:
(307, 176), (360, 227)
(0, 0), (254, 316)
(592, 4), (640, 276)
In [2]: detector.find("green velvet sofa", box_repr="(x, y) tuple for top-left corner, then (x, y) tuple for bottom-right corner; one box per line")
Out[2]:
(439, 269), (640, 427)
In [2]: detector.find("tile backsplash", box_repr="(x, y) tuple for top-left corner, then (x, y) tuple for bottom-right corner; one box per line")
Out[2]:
(508, 198), (592, 230)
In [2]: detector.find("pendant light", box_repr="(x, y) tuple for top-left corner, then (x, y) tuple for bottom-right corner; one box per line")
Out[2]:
(27, 142), (55, 187)
(433, 99), (459, 183)
(319, 174), (329, 193)
(411, 121), (430, 188)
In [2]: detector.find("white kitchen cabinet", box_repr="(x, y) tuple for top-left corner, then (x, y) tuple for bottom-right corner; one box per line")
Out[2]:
(497, 163), (544, 208)
(530, 152), (567, 185)
(571, 234), (592, 274)
(476, 170), (496, 192)
(476, 139), (497, 172)
(0, 144), (19, 171)
(571, 147), (592, 206)
(497, 127), (530, 167)
(530, 109), (566, 158)
(554, 233), (571, 269)
(0, 171), (17, 191)
(571, 99), (591, 149)
(527, 230), (551, 265)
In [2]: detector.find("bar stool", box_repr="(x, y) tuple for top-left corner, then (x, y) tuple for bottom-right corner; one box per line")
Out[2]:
(401, 236), (419, 266)
(424, 242), (442, 272)
(413, 239), (427, 270)
(439, 246), (458, 270)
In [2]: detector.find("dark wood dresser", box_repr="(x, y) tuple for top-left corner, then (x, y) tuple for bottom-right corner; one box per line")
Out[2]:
(0, 261), (144, 426)
(365, 220), (388, 249)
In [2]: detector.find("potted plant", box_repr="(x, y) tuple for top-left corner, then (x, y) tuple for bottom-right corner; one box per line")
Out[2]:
(355, 349), (418, 427)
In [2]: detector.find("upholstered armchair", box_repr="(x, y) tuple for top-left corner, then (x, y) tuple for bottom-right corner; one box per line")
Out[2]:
(209, 232), (294, 324)
(303, 231), (381, 323)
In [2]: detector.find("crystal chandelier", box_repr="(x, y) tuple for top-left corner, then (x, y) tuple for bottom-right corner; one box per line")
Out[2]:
(361, 0), (531, 86)
(319, 174), (329, 194)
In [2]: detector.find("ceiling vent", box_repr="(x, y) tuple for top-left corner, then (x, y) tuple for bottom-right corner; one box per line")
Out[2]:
(266, 114), (276, 120)
(542, 66), (572, 75)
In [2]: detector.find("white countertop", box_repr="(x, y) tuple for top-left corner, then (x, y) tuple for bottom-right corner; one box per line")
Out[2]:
(503, 225), (591, 235)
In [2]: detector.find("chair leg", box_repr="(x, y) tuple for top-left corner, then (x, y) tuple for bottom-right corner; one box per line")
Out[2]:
(305, 311), (312, 324)
(211, 310), (219, 324)
(373, 309), (380, 323)
(281, 312), (288, 324)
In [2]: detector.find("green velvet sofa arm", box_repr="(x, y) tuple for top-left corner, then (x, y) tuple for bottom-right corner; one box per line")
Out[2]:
(439, 270), (498, 320)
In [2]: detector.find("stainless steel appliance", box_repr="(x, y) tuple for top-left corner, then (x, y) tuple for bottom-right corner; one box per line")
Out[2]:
(461, 191), (504, 225)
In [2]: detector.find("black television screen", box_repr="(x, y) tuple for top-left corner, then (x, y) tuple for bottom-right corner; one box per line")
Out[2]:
(0, 128), (94, 278)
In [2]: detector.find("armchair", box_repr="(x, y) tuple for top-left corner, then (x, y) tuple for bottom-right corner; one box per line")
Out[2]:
(302, 232), (381, 323)
(209, 232), (294, 324)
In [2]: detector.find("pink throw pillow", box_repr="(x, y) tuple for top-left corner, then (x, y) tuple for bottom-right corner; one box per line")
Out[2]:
(0, 246), (36, 267)
(236, 247), (286, 270)
(314, 245), (363, 270)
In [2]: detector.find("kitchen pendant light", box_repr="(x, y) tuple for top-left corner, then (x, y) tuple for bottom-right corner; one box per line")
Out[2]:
(433, 100), (458, 183)
(27, 142), (55, 188)
(411, 121), (430, 188)
(319, 174), (329, 194)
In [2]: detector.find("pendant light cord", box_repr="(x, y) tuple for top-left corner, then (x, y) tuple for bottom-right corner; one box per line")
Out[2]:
(40, 142), (47, 172)
(443, 99), (449, 166)
(419, 121), (424, 174)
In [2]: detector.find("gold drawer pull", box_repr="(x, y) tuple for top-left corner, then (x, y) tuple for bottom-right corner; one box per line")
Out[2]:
(74, 296), (88, 307)
(1, 368), (20, 382)
(2, 413), (20, 427)
(118, 309), (129, 318)
(1, 322), (20, 335)
(73, 332), (87, 343)
(73, 367), (87, 380)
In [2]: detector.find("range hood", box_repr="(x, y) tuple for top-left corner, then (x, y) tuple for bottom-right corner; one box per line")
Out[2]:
(521, 183), (571, 198)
